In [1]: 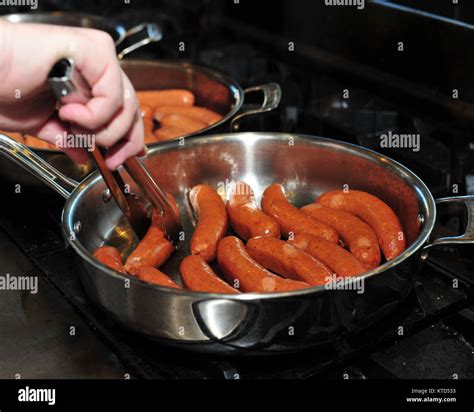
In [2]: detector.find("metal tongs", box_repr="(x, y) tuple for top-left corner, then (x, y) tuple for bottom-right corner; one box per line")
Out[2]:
(48, 58), (182, 243)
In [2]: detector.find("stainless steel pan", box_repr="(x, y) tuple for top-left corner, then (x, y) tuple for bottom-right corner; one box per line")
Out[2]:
(0, 59), (280, 190)
(2, 132), (472, 355)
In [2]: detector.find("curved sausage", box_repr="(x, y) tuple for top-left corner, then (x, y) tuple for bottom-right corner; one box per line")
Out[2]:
(189, 184), (228, 262)
(180, 255), (239, 294)
(134, 266), (181, 289)
(317, 190), (406, 260)
(124, 225), (174, 275)
(261, 184), (339, 243)
(227, 181), (280, 241)
(154, 106), (223, 125)
(246, 237), (333, 286)
(93, 246), (126, 274)
(301, 203), (381, 269)
(24, 135), (55, 149)
(136, 89), (195, 107)
(288, 233), (366, 277)
(217, 236), (310, 292)
(124, 194), (180, 274)
(154, 125), (186, 141)
(160, 113), (207, 134)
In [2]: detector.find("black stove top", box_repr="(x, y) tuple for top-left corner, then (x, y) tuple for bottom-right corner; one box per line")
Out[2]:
(1, 0), (474, 382)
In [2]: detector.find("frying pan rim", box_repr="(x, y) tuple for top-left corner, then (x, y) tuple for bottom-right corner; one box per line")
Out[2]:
(61, 132), (436, 301)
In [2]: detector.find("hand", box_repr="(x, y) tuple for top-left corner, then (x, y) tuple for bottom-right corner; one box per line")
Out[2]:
(0, 22), (145, 170)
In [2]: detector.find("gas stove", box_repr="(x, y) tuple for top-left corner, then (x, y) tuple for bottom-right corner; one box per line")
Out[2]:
(0, 0), (473, 383)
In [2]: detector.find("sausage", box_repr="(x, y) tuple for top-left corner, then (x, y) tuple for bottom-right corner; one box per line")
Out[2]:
(261, 184), (339, 243)
(301, 203), (381, 270)
(160, 113), (207, 134)
(288, 233), (366, 277)
(124, 194), (180, 274)
(317, 190), (406, 260)
(124, 224), (174, 275)
(189, 184), (228, 262)
(217, 236), (310, 292)
(143, 117), (157, 144)
(134, 266), (181, 289)
(246, 236), (333, 286)
(153, 125), (186, 141)
(180, 255), (239, 294)
(93, 246), (126, 274)
(24, 135), (54, 149)
(140, 105), (154, 119)
(226, 181), (280, 241)
(136, 89), (195, 108)
(154, 106), (223, 125)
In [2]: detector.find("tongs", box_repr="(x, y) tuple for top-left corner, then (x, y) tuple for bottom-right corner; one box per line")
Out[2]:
(48, 58), (182, 243)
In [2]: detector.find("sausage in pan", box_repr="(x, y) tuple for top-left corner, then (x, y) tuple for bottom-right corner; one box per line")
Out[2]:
(227, 181), (280, 240)
(301, 203), (381, 269)
(317, 190), (405, 260)
(288, 233), (366, 277)
(134, 266), (181, 289)
(246, 236), (333, 286)
(180, 255), (239, 294)
(136, 89), (195, 107)
(93, 246), (126, 274)
(189, 184), (228, 262)
(261, 184), (338, 243)
(217, 236), (309, 292)
(154, 105), (223, 125)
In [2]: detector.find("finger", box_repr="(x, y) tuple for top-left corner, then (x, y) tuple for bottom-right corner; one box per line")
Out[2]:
(57, 33), (123, 130)
(105, 112), (145, 170)
(82, 74), (139, 148)
(36, 116), (89, 164)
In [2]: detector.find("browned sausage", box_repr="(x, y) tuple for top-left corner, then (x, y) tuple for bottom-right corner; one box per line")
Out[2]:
(317, 190), (406, 260)
(288, 233), (366, 277)
(124, 194), (180, 274)
(246, 236), (333, 286)
(261, 184), (339, 243)
(301, 203), (381, 270)
(24, 135), (55, 149)
(153, 125), (187, 141)
(189, 184), (228, 262)
(227, 181), (280, 241)
(160, 113), (207, 134)
(134, 266), (181, 289)
(217, 236), (310, 292)
(93, 246), (126, 274)
(154, 106), (223, 125)
(136, 89), (195, 108)
(180, 255), (239, 294)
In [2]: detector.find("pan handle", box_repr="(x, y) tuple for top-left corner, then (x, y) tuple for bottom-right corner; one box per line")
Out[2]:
(230, 83), (282, 131)
(0, 134), (78, 199)
(424, 196), (474, 249)
(116, 23), (162, 60)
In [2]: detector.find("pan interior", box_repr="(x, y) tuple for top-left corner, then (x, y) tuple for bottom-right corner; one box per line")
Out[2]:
(63, 133), (435, 289)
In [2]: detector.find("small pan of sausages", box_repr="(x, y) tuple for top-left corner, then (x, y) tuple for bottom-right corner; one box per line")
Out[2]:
(1, 132), (472, 356)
